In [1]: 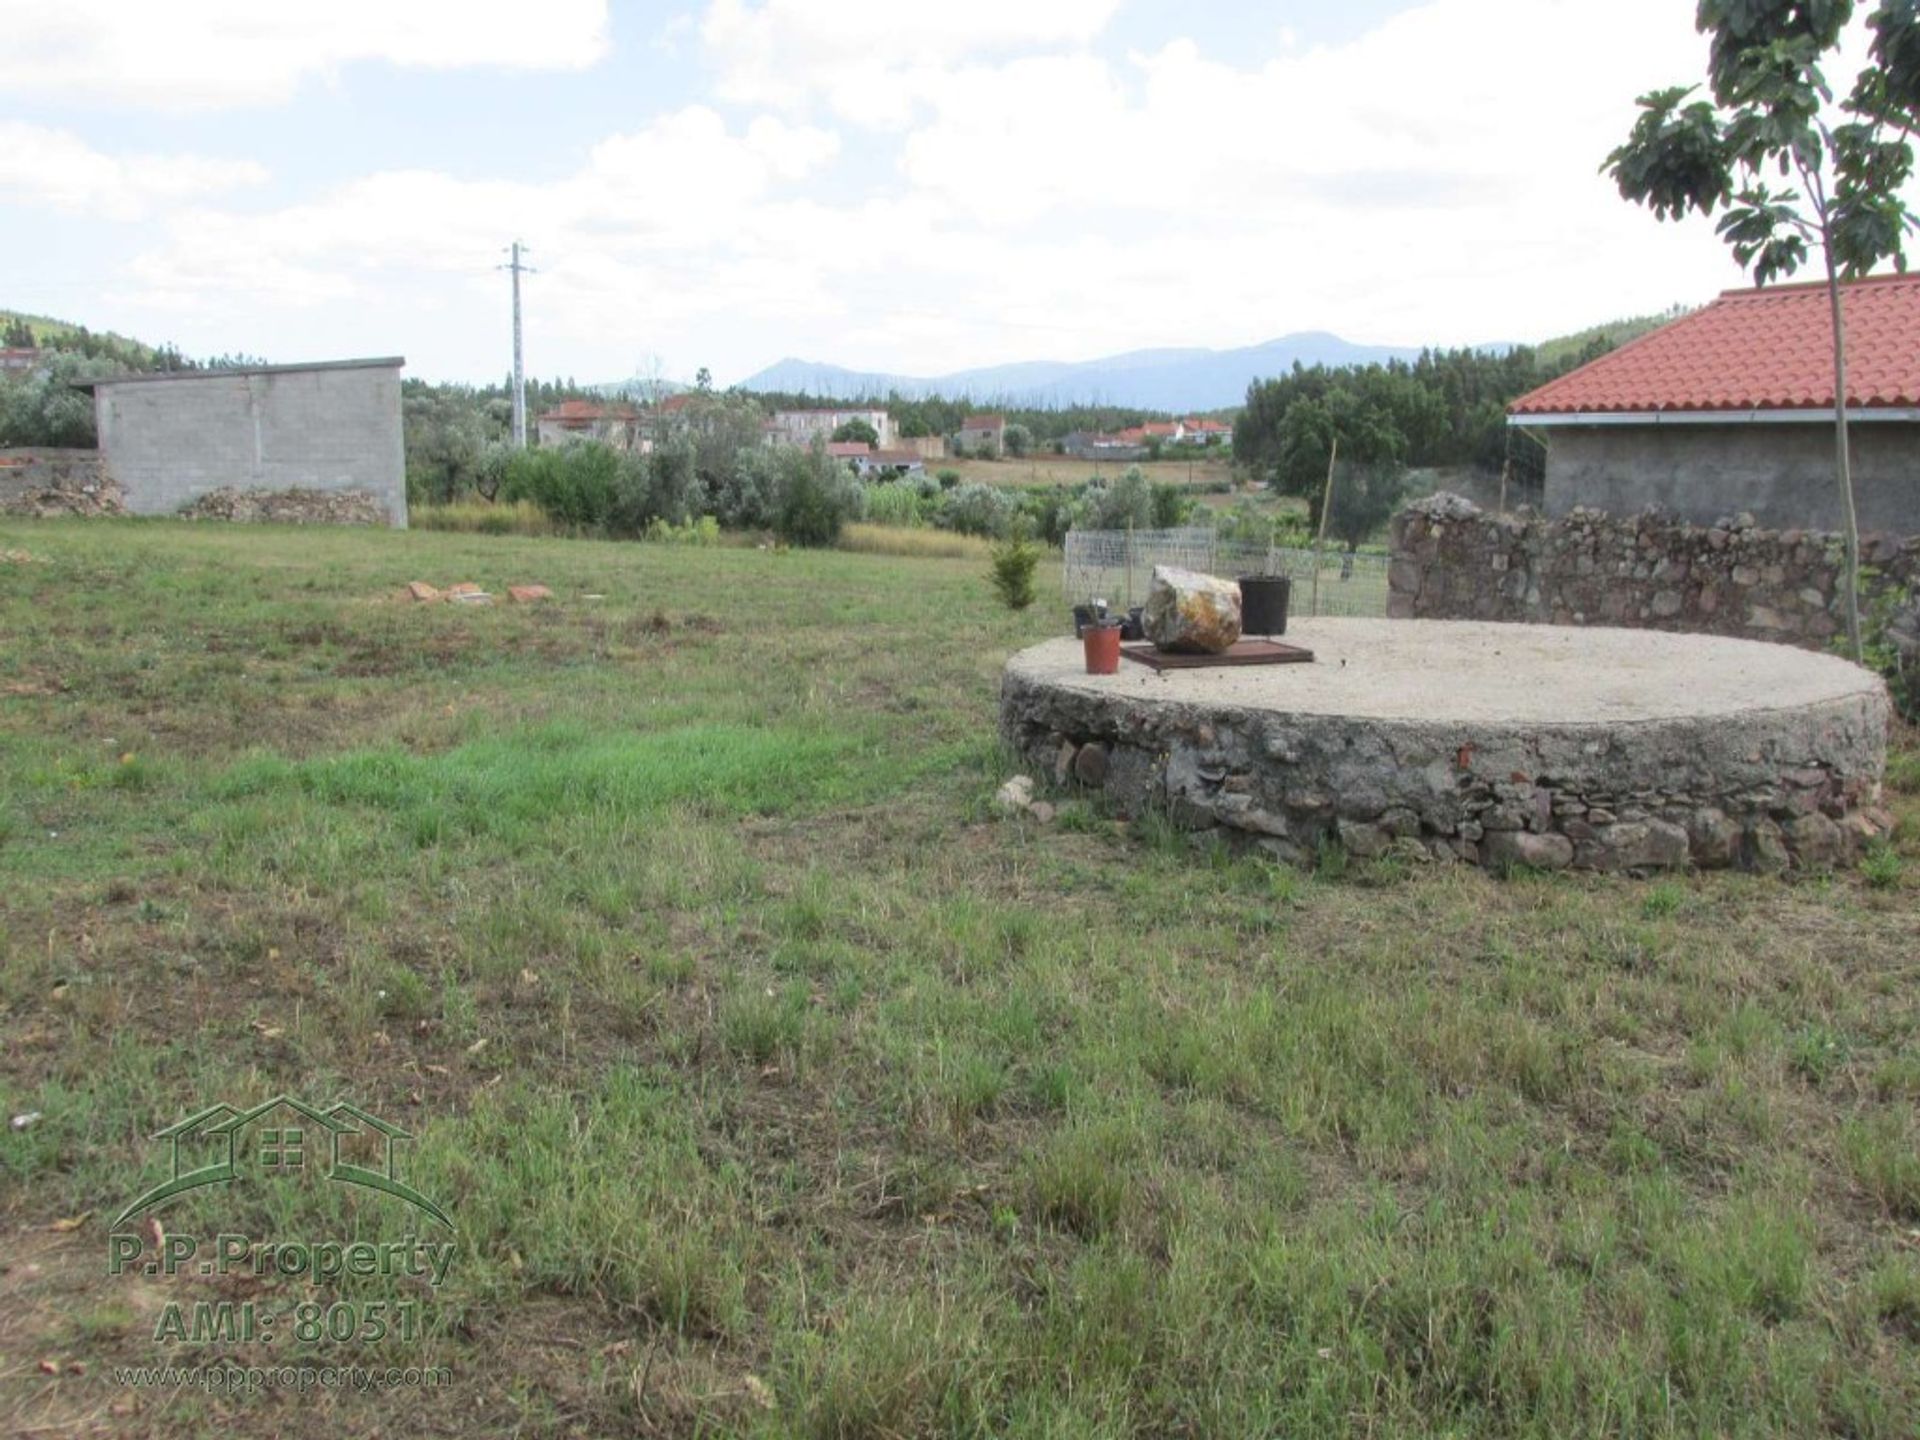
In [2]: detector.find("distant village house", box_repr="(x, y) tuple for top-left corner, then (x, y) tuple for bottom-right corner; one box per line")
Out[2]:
(535, 399), (647, 453)
(826, 441), (926, 478)
(956, 414), (1006, 455)
(1061, 417), (1232, 461)
(766, 407), (894, 449)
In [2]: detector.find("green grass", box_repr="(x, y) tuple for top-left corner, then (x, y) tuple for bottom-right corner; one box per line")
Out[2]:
(1, 517), (1916, 1437)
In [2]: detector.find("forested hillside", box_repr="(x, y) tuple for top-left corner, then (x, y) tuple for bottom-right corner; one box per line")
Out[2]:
(1233, 312), (1679, 506)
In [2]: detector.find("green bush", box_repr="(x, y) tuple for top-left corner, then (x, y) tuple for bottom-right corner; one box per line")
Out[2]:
(1859, 578), (1917, 723)
(1017, 486), (1082, 547)
(1082, 468), (1153, 530)
(939, 483), (1016, 539)
(710, 449), (780, 531)
(861, 481), (930, 528)
(500, 443), (622, 531)
(988, 521), (1041, 610)
(500, 440), (717, 538)
(1150, 481), (1194, 529)
(643, 515), (722, 546)
(773, 445), (858, 547)
(1213, 499), (1311, 548)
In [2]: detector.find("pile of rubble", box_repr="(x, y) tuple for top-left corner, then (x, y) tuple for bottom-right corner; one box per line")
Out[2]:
(406, 581), (552, 606)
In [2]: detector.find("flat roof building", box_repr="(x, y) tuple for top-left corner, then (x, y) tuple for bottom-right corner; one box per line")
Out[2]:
(79, 357), (408, 527)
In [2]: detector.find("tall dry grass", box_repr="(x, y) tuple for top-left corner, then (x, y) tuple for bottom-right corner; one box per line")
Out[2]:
(412, 499), (555, 536)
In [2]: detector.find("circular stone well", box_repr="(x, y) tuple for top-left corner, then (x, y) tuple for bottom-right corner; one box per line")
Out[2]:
(1001, 619), (1891, 872)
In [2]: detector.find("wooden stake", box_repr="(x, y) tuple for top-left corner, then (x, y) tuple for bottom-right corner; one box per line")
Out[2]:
(1312, 437), (1338, 617)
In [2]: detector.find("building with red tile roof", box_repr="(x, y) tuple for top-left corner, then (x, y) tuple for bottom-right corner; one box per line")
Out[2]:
(1507, 273), (1920, 532)
(534, 398), (646, 452)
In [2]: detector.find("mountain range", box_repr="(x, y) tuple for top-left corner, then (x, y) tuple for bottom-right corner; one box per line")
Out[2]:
(731, 332), (1438, 413)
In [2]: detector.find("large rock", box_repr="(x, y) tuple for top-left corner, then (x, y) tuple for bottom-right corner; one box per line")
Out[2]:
(1144, 566), (1242, 654)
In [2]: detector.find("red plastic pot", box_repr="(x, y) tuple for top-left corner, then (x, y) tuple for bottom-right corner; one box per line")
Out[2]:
(1082, 622), (1122, 675)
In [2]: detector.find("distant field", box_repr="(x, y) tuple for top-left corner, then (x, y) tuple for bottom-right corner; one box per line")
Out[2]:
(1, 519), (1915, 1438)
(940, 453), (1239, 491)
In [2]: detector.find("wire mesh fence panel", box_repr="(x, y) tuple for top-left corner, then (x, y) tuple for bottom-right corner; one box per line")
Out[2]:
(1265, 547), (1391, 619)
(1062, 530), (1389, 619)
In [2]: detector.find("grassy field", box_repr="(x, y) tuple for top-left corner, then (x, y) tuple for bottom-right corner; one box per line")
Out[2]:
(2, 519), (1917, 1439)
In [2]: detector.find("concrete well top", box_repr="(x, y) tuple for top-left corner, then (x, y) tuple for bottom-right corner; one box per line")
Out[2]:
(1006, 619), (1883, 728)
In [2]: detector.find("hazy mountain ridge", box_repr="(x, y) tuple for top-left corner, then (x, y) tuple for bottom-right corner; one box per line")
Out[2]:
(733, 332), (1434, 412)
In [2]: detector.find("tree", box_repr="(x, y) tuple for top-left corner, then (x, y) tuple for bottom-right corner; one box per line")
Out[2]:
(1002, 422), (1033, 458)
(0, 352), (113, 447)
(1272, 390), (1404, 531)
(1326, 459), (1413, 558)
(694, 366), (713, 393)
(831, 417), (879, 446)
(401, 383), (496, 503)
(774, 441), (857, 546)
(1604, 0), (1920, 661)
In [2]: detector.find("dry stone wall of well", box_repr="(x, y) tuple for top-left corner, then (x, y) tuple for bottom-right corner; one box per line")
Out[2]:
(1000, 626), (1893, 875)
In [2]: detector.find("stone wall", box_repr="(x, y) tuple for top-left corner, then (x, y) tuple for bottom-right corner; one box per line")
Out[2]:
(1001, 630), (1892, 874)
(1388, 492), (1920, 662)
(0, 448), (124, 516)
(93, 360), (407, 527)
(176, 487), (391, 526)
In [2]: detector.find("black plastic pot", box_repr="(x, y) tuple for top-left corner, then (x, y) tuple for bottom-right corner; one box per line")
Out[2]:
(1239, 575), (1291, 636)
(1120, 606), (1146, 641)
(1071, 604), (1101, 638)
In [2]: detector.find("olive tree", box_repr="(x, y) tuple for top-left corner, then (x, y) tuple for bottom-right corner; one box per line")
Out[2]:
(1604, 0), (1920, 661)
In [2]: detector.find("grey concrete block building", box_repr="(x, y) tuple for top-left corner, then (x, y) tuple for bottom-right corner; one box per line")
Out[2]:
(1509, 275), (1919, 534)
(82, 357), (407, 527)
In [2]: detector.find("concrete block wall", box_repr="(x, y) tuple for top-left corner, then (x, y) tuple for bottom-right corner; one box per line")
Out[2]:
(1543, 423), (1920, 533)
(93, 361), (406, 527)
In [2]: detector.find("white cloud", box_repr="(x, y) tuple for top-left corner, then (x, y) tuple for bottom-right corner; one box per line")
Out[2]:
(884, 0), (1751, 347)
(701, 0), (1119, 124)
(51, 0), (1918, 384)
(0, 123), (266, 221)
(0, 0), (610, 109)
(119, 107), (843, 326)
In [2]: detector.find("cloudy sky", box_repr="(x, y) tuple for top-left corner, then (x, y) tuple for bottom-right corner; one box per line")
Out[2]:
(0, 1), (1895, 386)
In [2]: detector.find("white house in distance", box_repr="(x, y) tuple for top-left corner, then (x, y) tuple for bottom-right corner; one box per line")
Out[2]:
(826, 441), (926, 477)
(766, 407), (893, 449)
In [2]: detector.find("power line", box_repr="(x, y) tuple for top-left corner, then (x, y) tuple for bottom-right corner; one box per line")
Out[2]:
(498, 242), (537, 447)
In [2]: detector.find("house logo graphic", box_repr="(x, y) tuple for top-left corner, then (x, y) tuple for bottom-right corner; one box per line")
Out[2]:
(114, 1095), (453, 1231)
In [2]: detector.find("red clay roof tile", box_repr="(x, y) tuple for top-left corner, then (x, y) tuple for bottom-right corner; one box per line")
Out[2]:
(1509, 272), (1920, 416)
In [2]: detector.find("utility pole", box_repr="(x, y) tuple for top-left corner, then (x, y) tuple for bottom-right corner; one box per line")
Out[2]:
(500, 241), (535, 448)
